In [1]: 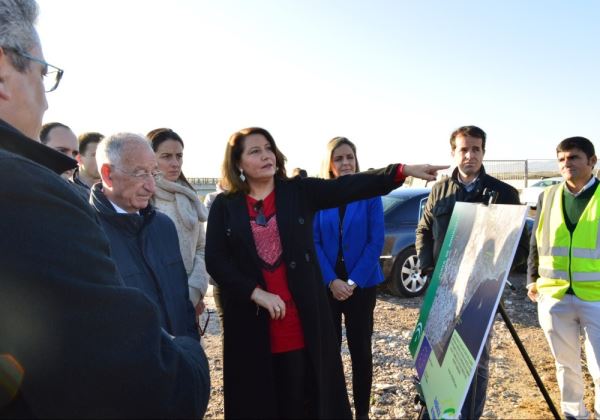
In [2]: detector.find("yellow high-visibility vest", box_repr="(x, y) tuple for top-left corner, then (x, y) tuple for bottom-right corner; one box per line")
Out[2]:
(535, 181), (600, 300)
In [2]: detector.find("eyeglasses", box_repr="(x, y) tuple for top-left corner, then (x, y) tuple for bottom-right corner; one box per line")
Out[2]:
(10, 49), (64, 93)
(198, 309), (213, 337)
(253, 200), (267, 226)
(113, 167), (163, 182)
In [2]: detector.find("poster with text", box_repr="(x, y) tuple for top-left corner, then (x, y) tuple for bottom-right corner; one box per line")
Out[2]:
(409, 202), (527, 419)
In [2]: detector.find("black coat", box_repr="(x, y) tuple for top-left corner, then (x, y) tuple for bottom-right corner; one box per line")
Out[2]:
(0, 119), (209, 418)
(90, 185), (199, 339)
(205, 166), (399, 419)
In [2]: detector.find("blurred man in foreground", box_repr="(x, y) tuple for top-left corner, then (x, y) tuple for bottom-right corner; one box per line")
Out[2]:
(0, 0), (209, 416)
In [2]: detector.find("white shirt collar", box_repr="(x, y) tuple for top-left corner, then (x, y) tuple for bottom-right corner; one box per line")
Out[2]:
(109, 199), (139, 215)
(564, 176), (596, 197)
(457, 172), (480, 189)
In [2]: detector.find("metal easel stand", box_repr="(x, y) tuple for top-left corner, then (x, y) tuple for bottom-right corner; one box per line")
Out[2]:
(497, 300), (561, 420)
(413, 300), (560, 420)
(413, 189), (560, 419)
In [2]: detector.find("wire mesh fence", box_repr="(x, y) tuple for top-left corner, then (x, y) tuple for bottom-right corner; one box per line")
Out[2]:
(483, 159), (559, 189)
(190, 160), (565, 192)
(406, 159), (560, 189)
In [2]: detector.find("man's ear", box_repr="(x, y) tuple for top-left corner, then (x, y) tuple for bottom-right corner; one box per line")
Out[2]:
(590, 155), (597, 169)
(100, 164), (113, 188)
(0, 47), (12, 101)
(75, 153), (83, 165)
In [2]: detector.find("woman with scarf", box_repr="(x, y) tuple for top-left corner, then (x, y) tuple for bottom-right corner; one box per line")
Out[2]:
(148, 128), (209, 317)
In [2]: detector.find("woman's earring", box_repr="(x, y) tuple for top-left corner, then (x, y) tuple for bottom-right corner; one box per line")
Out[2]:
(239, 169), (246, 182)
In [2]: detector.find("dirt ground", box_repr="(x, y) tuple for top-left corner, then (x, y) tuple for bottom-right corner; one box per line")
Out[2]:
(201, 273), (595, 419)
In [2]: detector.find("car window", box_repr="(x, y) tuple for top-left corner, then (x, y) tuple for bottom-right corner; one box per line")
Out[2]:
(382, 195), (411, 215)
(533, 179), (561, 188)
(418, 197), (428, 222)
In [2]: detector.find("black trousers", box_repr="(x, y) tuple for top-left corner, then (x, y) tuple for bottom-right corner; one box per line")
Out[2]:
(272, 349), (315, 419)
(329, 285), (377, 417)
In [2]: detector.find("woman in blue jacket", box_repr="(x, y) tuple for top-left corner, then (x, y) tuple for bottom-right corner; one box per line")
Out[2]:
(313, 137), (385, 419)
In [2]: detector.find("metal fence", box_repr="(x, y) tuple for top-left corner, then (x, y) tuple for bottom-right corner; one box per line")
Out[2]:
(189, 160), (566, 192)
(188, 177), (220, 186)
(406, 159), (559, 190)
(483, 159), (558, 189)
(187, 177), (220, 196)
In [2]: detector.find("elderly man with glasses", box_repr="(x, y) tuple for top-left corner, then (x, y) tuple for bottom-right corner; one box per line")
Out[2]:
(90, 132), (201, 341)
(0, 0), (209, 418)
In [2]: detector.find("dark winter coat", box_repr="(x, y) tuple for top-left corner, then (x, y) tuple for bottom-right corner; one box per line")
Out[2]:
(0, 119), (209, 418)
(90, 184), (199, 340)
(416, 166), (528, 272)
(69, 167), (93, 202)
(205, 166), (400, 419)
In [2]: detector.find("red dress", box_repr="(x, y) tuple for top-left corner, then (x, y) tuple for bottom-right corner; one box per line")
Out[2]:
(246, 190), (305, 353)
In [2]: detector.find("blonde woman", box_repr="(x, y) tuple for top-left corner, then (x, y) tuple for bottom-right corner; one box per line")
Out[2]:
(314, 137), (384, 419)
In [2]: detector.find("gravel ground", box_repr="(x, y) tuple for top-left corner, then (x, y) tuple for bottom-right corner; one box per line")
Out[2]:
(201, 273), (595, 419)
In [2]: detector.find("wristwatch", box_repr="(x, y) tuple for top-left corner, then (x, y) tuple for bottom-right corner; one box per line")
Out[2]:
(347, 279), (356, 288)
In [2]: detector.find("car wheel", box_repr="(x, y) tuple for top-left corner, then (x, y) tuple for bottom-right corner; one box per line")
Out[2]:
(388, 247), (429, 297)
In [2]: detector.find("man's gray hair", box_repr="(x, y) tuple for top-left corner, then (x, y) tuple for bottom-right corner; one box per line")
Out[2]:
(0, 0), (39, 72)
(96, 132), (152, 171)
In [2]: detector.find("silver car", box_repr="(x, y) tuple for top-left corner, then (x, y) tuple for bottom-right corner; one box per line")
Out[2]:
(519, 177), (562, 208)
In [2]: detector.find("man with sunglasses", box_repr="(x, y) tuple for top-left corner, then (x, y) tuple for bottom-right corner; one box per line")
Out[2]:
(0, 0), (209, 417)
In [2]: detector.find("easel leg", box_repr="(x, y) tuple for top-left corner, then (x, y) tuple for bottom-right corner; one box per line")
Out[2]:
(498, 302), (561, 420)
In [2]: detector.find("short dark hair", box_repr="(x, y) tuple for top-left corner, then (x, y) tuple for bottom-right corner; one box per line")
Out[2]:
(78, 132), (104, 155)
(450, 126), (486, 151)
(556, 136), (596, 159)
(146, 128), (183, 152)
(221, 127), (287, 194)
(39, 122), (69, 144)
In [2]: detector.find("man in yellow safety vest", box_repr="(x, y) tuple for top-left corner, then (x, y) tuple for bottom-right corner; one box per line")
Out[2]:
(528, 136), (600, 419)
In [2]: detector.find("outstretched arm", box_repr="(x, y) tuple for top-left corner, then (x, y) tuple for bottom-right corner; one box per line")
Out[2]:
(302, 164), (449, 213)
(404, 164), (448, 182)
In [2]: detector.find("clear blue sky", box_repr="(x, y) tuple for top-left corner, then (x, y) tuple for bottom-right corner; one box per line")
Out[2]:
(36, 0), (600, 177)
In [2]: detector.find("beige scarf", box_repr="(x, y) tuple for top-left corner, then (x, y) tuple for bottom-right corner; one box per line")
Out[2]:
(154, 178), (208, 229)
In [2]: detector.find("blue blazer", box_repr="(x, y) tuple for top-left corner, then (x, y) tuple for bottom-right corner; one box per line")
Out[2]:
(314, 197), (385, 288)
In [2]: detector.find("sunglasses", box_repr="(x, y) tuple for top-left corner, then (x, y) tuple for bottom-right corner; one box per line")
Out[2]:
(253, 200), (267, 226)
